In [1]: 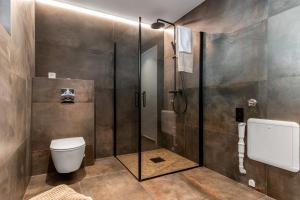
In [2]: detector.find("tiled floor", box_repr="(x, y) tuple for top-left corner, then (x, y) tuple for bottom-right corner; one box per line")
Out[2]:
(117, 148), (198, 179)
(23, 157), (274, 200)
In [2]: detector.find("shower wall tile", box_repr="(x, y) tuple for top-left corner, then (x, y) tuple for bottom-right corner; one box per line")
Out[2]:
(204, 21), (267, 87)
(114, 21), (139, 57)
(0, 0), (34, 199)
(184, 125), (199, 163)
(166, 0), (300, 199)
(267, 5), (300, 79)
(116, 55), (139, 89)
(178, 0), (268, 33)
(36, 0), (164, 159)
(164, 27), (175, 59)
(268, 0), (300, 17)
(184, 88), (199, 128)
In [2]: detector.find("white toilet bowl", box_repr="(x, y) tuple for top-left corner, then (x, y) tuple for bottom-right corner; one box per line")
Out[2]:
(50, 137), (85, 173)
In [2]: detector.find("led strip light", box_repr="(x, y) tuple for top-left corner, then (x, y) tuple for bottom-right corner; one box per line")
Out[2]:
(36, 0), (157, 29)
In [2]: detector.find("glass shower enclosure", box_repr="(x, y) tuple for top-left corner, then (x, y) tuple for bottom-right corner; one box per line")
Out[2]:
(114, 17), (203, 181)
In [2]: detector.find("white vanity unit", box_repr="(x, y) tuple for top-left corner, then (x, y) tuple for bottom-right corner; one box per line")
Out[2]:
(247, 118), (300, 172)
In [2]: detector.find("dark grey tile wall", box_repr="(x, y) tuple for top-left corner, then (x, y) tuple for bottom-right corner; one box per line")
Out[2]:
(162, 26), (200, 162)
(174, 0), (300, 199)
(0, 0), (35, 199)
(35, 3), (123, 158)
(31, 77), (95, 175)
(35, 3), (163, 158)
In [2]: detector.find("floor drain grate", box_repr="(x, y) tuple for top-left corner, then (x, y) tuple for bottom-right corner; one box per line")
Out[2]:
(150, 157), (165, 163)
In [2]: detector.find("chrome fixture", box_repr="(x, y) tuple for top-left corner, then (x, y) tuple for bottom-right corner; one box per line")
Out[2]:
(61, 88), (75, 103)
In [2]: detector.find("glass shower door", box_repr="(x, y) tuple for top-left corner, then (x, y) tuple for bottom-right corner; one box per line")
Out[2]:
(140, 19), (201, 180)
(115, 17), (203, 181)
(115, 18), (140, 179)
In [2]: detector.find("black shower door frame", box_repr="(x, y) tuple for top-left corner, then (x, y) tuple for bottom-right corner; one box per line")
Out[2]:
(114, 17), (205, 182)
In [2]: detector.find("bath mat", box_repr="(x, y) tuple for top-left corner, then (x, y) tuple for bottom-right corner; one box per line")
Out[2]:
(29, 184), (92, 200)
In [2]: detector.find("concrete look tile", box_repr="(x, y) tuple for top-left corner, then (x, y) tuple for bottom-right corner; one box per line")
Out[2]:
(142, 173), (212, 200)
(31, 102), (94, 151)
(182, 168), (265, 200)
(204, 21), (267, 87)
(84, 157), (126, 178)
(80, 171), (153, 200)
(0, 0), (34, 199)
(267, 165), (300, 200)
(32, 77), (94, 103)
(268, 5), (300, 78)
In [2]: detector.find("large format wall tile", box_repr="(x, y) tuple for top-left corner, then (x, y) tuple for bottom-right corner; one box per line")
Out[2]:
(35, 1), (160, 159)
(32, 77), (94, 103)
(36, 43), (113, 89)
(36, 3), (114, 54)
(204, 81), (263, 136)
(178, 0), (268, 33)
(204, 21), (267, 87)
(31, 78), (95, 175)
(31, 102), (94, 150)
(267, 165), (300, 200)
(267, 76), (300, 122)
(195, 1), (300, 200)
(267, 5), (300, 78)
(0, 0), (34, 199)
(204, 130), (238, 179)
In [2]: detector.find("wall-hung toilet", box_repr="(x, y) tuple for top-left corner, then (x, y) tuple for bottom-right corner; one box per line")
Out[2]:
(50, 137), (85, 173)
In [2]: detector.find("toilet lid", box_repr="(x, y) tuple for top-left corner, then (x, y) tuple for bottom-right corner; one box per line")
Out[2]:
(50, 137), (85, 150)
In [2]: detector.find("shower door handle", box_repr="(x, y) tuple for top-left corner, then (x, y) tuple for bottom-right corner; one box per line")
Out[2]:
(142, 91), (146, 107)
(135, 91), (139, 107)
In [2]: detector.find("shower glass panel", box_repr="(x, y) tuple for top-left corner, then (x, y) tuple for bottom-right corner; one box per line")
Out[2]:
(140, 19), (200, 180)
(115, 20), (139, 179)
(115, 17), (203, 181)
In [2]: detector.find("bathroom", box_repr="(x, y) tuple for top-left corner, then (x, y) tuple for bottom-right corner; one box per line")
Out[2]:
(1, 0), (300, 199)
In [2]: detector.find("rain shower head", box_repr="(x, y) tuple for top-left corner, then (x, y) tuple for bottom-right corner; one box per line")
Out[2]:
(151, 19), (175, 30)
(151, 21), (165, 29)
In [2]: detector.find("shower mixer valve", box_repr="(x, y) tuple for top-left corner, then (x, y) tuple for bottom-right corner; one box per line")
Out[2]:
(169, 90), (183, 95)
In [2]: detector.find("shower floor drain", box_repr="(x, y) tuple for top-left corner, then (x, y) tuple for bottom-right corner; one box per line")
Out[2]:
(150, 157), (165, 163)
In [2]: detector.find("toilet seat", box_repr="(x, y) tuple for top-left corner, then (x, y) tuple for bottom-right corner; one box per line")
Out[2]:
(50, 137), (85, 151)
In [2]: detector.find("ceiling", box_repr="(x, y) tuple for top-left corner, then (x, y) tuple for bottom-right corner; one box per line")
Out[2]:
(57, 0), (206, 24)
